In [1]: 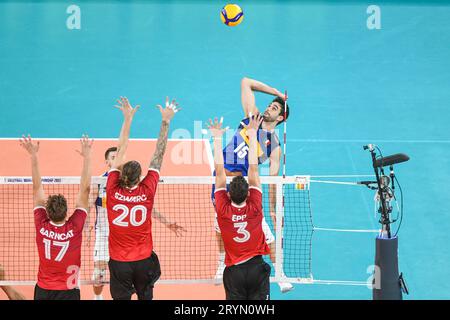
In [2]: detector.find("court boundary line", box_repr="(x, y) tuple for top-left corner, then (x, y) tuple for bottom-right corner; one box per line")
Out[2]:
(288, 138), (450, 144)
(0, 138), (208, 141)
(314, 227), (380, 233)
(4, 138), (450, 143)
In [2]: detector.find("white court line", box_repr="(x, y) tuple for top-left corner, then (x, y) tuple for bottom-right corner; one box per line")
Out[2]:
(312, 279), (369, 286)
(314, 227), (380, 233)
(288, 138), (450, 144)
(310, 180), (361, 186)
(1, 138), (206, 141)
(310, 175), (375, 178)
(8, 137), (449, 143)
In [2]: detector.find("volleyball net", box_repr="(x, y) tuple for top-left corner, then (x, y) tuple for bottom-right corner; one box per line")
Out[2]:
(0, 175), (314, 285)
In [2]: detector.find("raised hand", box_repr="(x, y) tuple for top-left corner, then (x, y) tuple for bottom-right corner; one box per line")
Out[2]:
(207, 117), (229, 138)
(19, 135), (39, 155)
(76, 134), (94, 158)
(274, 89), (287, 101)
(156, 96), (181, 123)
(115, 96), (140, 119)
(241, 113), (263, 137)
(167, 222), (187, 237)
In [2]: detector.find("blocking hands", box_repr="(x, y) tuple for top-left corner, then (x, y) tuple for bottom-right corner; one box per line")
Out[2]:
(76, 134), (94, 158)
(115, 96), (140, 120)
(19, 135), (40, 156)
(156, 96), (181, 123)
(207, 117), (229, 138)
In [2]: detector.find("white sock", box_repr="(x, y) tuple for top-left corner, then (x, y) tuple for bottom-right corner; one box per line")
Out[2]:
(94, 294), (103, 300)
(218, 252), (225, 265)
(215, 252), (226, 278)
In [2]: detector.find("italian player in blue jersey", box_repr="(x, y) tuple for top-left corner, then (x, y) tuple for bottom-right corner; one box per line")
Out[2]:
(212, 77), (292, 293)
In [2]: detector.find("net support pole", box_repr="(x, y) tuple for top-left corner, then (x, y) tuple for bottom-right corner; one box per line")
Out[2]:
(274, 180), (284, 281)
(372, 236), (403, 300)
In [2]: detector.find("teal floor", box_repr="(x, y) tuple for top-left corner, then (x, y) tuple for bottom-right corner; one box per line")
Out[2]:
(1, 0), (449, 299)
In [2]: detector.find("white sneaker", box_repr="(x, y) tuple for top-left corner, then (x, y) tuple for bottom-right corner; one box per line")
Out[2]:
(93, 294), (104, 300)
(278, 282), (294, 293)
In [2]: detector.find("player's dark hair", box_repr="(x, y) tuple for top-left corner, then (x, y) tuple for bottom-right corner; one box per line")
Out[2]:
(46, 194), (68, 223)
(120, 160), (142, 188)
(104, 147), (118, 160)
(229, 176), (249, 205)
(272, 97), (289, 126)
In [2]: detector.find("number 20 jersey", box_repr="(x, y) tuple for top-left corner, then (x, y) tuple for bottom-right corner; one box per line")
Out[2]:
(106, 168), (160, 262)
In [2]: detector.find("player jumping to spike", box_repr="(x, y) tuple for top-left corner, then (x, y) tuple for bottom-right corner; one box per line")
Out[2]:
(212, 77), (292, 293)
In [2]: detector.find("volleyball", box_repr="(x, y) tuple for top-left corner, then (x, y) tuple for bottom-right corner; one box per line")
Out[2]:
(220, 4), (244, 27)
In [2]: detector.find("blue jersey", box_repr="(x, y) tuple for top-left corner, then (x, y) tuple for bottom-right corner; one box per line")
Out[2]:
(223, 117), (280, 176)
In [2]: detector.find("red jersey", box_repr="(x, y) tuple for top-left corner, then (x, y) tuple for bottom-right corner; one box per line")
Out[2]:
(34, 206), (86, 290)
(106, 168), (159, 262)
(215, 186), (270, 266)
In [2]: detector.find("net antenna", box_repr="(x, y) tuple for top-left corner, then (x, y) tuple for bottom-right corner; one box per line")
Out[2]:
(275, 90), (289, 283)
(282, 90), (288, 179)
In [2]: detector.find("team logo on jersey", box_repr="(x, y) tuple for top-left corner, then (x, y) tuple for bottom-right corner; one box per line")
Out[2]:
(237, 128), (264, 159)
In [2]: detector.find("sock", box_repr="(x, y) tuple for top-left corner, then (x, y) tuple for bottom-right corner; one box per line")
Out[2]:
(94, 294), (104, 300)
(218, 252), (225, 266)
(215, 252), (226, 278)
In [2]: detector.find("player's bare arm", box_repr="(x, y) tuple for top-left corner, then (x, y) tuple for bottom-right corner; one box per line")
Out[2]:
(152, 208), (187, 237)
(19, 135), (45, 207)
(241, 77), (285, 117)
(268, 146), (281, 223)
(149, 97), (179, 171)
(208, 117), (228, 190)
(244, 114), (263, 189)
(75, 135), (93, 211)
(112, 96), (140, 169)
(0, 264), (26, 300)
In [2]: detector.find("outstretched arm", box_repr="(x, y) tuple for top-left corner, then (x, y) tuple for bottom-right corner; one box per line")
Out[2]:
(112, 97), (140, 169)
(152, 208), (186, 237)
(208, 117), (228, 190)
(0, 265), (26, 300)
(75, 135), (93, 211)
(19, 135), (45, 207)
(241, 77), (285, 117)
(245, 114), (263, 189)
(149, 97), (180, 171)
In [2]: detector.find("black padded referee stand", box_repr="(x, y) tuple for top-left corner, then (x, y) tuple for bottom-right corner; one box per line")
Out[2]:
(373, 235), (403, 300)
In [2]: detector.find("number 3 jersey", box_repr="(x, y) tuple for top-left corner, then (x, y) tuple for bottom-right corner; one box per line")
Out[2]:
(106, 168), (160, 262)
(223, 117), (280, 176)
(34, 206), (87, 290)
(214, 187), (270, 266)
